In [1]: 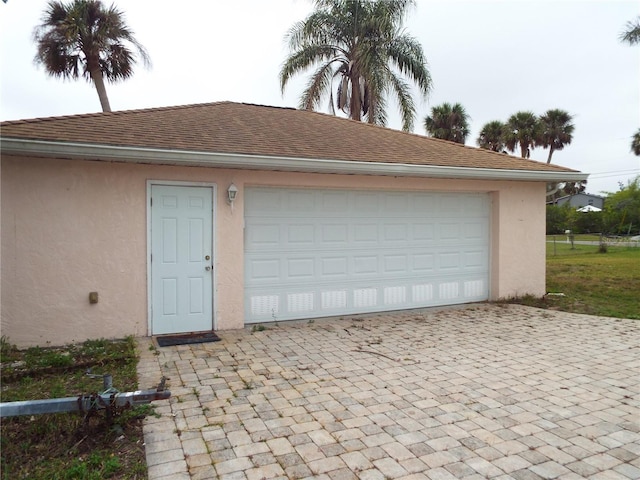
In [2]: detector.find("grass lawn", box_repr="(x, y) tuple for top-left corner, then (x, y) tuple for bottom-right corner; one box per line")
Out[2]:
(520, 242), (640, 319)
(0, 337), (149, 480)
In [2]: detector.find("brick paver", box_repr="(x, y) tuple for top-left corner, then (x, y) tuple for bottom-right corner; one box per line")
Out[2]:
(137, 304), (640, 479)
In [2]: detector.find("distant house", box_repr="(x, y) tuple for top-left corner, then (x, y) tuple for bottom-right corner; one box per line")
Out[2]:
(1, 102), (587, 346)
(549, 193), (605, 210)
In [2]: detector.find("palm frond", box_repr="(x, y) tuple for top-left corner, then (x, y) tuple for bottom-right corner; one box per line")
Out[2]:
(299, 61), (339, 111)
(620, 17), (640, 45)
(280, 44), (340, 93)
(386, 71), (415, 131)
(386, 35), (431, 97)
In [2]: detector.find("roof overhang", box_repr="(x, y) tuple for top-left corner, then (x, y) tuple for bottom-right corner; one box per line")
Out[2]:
(1, 138), (589, 182)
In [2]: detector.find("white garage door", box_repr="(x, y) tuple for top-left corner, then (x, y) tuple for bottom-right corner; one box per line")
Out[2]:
(244, 188), (490, 324)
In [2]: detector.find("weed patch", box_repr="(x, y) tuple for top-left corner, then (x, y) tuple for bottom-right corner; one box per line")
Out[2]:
(0, 337), (148, 479)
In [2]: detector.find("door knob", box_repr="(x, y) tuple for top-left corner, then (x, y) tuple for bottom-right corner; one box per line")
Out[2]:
(205, 266), (211, 271)
(205, 255), (210, 260)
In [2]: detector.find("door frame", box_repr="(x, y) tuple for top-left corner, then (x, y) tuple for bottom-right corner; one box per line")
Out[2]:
(146, 180), (217, 335)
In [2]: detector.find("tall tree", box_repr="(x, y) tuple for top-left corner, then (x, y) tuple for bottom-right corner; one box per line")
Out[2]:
(538, 109), (574, 163)
(424, 102), (470, 144)
(603, 176), (640, 235)
(477, 120), (506, 152)
(280, 0), (431, 131)
(503, 111), (539, 158)
(620, 16), (640, 45)
(561, 180), (587, 195)
(34, 0), (150, 112)
(632, 129), (640, 156)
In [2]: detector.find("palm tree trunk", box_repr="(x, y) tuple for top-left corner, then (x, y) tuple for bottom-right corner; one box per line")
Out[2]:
(349, 73), (362, 122)
(519, 140), (527, 158)
(547, 146), (555, 164)
(89, 67), (112, 113)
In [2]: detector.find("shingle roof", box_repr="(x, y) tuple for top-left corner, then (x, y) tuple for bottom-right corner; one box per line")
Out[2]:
(1, 101), (578, 173)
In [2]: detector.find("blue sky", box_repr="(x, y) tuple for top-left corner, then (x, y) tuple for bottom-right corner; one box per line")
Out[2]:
(1, 0), (638, 194)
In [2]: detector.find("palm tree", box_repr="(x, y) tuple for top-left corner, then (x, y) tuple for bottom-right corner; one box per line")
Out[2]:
(280, 0), (431, 131)
(632, 129), (640, 156)
(34, 0), (150, 112)
(503, 111), (539, 158)
(424, 102), (470, 144)
(538, 109), (574, 163)
(477, 120), (506, 152)
(620, 16), (640, 45)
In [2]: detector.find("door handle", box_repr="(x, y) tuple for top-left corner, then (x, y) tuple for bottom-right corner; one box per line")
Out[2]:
(205, 266), (211, 271)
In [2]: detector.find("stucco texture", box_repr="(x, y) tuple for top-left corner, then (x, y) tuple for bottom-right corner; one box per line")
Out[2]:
(1, 156), (546, 347)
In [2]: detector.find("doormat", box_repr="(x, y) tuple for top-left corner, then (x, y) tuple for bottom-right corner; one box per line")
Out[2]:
(155, 332), (221, 347)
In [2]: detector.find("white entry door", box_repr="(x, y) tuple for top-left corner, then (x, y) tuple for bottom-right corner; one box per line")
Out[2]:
(151, 185), (214, 335)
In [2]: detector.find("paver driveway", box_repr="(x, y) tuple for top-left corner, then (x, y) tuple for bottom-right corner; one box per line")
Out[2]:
(136, 304), (640, 480)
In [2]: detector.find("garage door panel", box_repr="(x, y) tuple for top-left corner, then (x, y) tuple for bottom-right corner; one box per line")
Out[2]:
(463, 195), (490, 213)
(321, 290), (348, 309)
(413, 253), (436, 272)
(384, 193), (409, 212)
(245, 188), (489, 323)
(287, 224), (315, 244)
(354, 192), (379, 212)
(464, 250), (489, 269)
(322, 223), (349, 243)
(247, 189), (282, 211)
(287, 292), (315, 313)
(321, 191), (349, 210)
(412, 283), (434, 302)
(353, 255), (378, 275)
(247, 258), (280, 281)
(353, 223), (379, 243)
(411, 193), (438, 211)
(384, 285), (407, 305)
(287, 257), (315, 278)
(438, 195), (464, 213)
(439, 281), (460, 300)
(438, 252), (460, 270)
(413, 223), (435, 241)
(354, 288), (378, 307)
(464, 221), (486, 240)
(250, 295), (280, 316)
(246, 224), (280, 247)
(439, 222), (462, 241)
(383, 223), (409, 242)
(321, 256), (349, 277)
(464, 279), (486, 297)
(286, 191), (316, 211)
(384, 254), (408, 273)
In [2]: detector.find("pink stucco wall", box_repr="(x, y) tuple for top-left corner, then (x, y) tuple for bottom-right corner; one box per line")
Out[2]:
(1, 156), (546, 347)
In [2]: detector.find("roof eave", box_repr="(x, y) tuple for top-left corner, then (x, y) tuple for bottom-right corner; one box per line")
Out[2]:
(0, 138), (589, 182)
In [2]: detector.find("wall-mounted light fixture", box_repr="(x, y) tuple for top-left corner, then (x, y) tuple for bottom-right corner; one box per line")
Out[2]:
(227, 183), (239, 213)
